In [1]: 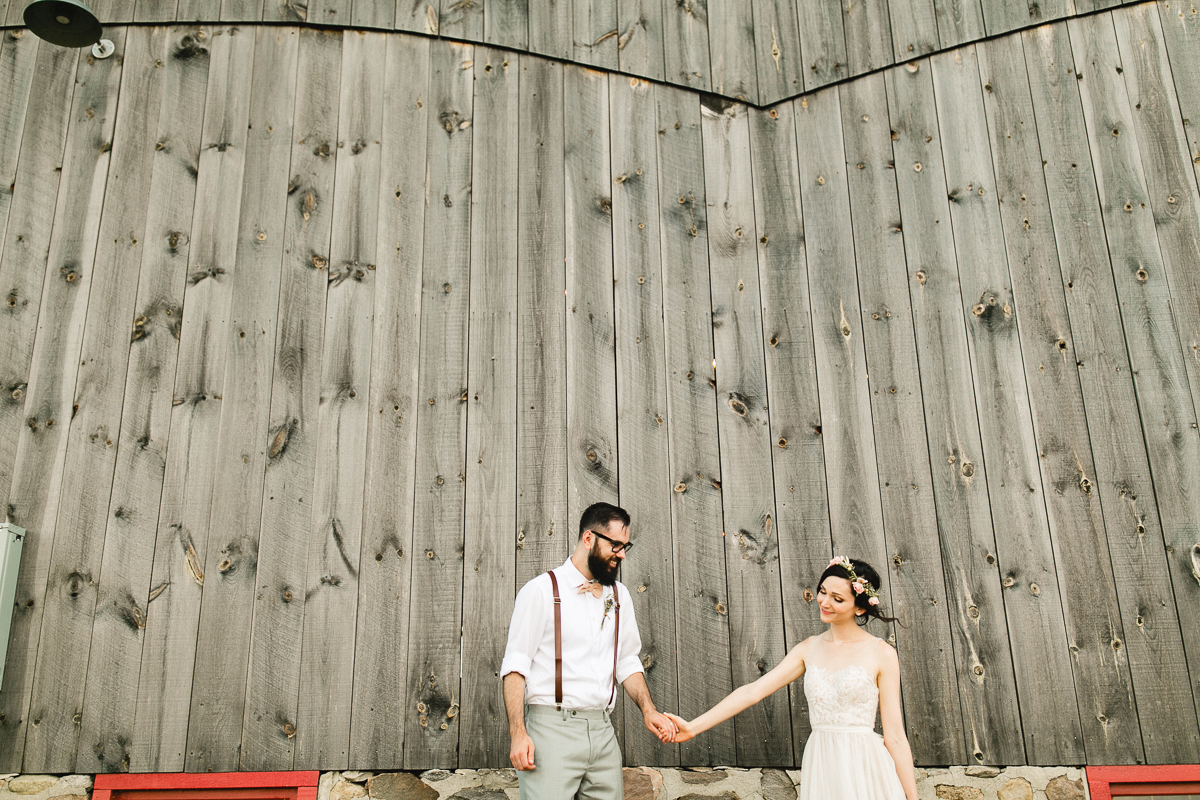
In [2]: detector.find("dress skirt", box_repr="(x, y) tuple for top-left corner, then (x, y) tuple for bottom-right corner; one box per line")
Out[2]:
(798, 724), (906, 800)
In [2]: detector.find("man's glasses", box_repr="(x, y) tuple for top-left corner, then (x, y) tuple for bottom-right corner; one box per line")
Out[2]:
(589, 529), (634, 554)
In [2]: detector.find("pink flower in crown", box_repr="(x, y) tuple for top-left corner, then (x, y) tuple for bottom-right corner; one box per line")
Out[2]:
(869, 597), (880, 606)
(829, 557), (843, 568)
(852, 581), (865, 594)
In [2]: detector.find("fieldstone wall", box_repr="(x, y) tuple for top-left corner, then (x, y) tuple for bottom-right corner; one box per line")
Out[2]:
(0, 766), (1089, 800)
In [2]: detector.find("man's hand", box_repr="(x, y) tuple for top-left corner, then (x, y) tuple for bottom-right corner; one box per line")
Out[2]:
(663, 713), (696, 743)
(644, 710), (677, 743)
(509, 729), (536, 770)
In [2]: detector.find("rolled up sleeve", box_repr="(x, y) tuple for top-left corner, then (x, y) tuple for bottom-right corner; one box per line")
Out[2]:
(500, 577), (546, 680)
(614, 584), (644, 684)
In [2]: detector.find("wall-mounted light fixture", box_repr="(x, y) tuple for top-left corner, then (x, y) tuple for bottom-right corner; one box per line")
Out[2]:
(22, 0), (113, 58)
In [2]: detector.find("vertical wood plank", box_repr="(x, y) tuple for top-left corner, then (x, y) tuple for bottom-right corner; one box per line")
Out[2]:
(515, 57), (569, 585)
(0, 33), (65, 557)
(843, 0), (893, 77)
(747, 100), (829, 763)
(708, 0), (759, 102)
(261, 0), (309, 23)
(617, 0), (665, 83)
(838, 73), (967, 765)
(750, 0), (804, 105)
(292, 29), (386, 772)
(573, 0), (618, 69)
(174, 25), (297, 775)
(700, 97), (788, 765)
(67, 27), (173, 776)
(0, 31), (37, 306)
(1110, 5), (1200, 739)
(661, 0), (711, 92)
(18, 27), (129, 775)
(129, 26), (253, 774)
(888, 0), (939, 62)
(1156, 0), (1200, 189)
(934, 0), (985, 48)
(1, 40), (120, 773)
(440, 0), (483, 42)
(1024, 19), (1200, 765)
(993, 26), (1200, 762)
(930, 46), (1085, 766)
(353, 0), (397, 30)
(977, 35), (1152, 764)
(234, 26), (339, 773)
(884, 57), (1026, 766)
(177, 0), (221, 24)
(980, 0), (1067, 37)
(458, 46), (519, 770)
(796, 0), (847, 89)
(115, 24), (210, 774)
(292, 30), (385, 770)
(0, 43), (79, 770)
(654, 84), (734, 766)
(221, 0), (264, 23)
(349, 32), (429, 771)
(487, 0), (529, 49)
(402, 39), (473, 770)
(609, 73), (679, 768)
(529, 0), (572, 60)
(793, 88), (892, 614)
(133, 0), (181, 23)
(564, 63), (619, 525)
(1067, 8), (1200, 748)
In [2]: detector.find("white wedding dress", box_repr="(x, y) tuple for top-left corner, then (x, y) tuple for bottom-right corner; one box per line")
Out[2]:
(799, 664), (906, 800)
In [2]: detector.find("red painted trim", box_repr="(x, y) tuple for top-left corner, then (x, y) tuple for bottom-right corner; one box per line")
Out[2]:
(94, 774), (320, 791)
(1087, 765), (1200, 800)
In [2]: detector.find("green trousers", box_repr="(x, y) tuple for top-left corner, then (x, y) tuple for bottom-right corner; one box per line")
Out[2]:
(518, 706), (622, 800)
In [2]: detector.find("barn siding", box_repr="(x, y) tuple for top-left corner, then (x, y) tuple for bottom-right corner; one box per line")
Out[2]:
(1, 0), (1200, 772)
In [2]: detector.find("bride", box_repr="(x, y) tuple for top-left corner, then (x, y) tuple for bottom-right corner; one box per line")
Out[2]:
(665, 557), (918, 800)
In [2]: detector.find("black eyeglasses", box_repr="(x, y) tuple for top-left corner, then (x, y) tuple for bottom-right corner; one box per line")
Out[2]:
(589, 529), (633, 554)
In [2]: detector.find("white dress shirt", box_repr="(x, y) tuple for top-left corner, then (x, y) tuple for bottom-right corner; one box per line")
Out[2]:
(500, 558), (644, 711)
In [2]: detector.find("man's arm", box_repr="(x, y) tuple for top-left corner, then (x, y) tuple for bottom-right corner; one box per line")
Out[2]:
(504, 673), (535, 770)
(623, 672), (675, 742)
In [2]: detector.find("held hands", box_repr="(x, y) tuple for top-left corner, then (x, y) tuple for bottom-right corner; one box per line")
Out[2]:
(644, 710), (678, 743)
(663, 713), (696, 743)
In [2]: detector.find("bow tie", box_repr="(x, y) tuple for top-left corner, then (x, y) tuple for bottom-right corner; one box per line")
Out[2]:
(577, 580), (604, 599)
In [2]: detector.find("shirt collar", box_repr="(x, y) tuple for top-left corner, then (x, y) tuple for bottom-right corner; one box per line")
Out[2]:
(556, 558), (609, 595)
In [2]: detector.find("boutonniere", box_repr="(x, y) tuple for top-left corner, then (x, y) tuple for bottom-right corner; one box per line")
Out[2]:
(601, 596), (614, 629)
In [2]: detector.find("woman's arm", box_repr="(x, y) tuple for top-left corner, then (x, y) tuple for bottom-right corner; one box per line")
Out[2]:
(666, 639), (809, 742)
(877, 641), (918, 800)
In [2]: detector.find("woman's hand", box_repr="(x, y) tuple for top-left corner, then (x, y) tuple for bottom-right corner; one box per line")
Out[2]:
(663, 713), (697, 743)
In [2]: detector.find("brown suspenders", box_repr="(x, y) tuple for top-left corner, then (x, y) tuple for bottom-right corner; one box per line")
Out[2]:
(547, 571), (621, 710)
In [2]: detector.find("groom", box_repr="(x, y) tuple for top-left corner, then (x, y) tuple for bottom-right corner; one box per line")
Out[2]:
(500, 502), (675, 800)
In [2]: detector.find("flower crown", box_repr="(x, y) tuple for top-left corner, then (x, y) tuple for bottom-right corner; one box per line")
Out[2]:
(828, 556), (881, 607)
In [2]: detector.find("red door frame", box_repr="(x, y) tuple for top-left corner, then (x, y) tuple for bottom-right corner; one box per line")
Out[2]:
(94, 772), (320, 800)
(1088, 766), (1200, 800)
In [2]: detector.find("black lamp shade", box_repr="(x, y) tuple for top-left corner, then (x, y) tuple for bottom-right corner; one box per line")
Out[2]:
(23, 0), (102, 48)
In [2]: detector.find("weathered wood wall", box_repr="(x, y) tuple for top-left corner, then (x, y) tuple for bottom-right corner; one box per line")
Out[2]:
(2, 0), (1200, 774)
(0, 0), (1154, 104)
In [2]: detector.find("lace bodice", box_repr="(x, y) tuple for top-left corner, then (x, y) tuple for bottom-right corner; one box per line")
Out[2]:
(804, 664), (878, 728)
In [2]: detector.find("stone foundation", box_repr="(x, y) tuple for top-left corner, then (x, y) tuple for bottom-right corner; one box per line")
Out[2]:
(0, 766), (1089, 800)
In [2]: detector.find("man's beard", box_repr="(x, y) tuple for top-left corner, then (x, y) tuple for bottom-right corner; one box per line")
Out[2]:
(587, 542), (620, 586)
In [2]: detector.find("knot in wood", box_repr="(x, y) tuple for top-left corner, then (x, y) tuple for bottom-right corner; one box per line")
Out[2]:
(803, 588), (814, 602)
(674, 482), (687, 493)
(972, 303), (985, 316)
(637, 276), (645, 284)
(586, 449), (597, 462)
(769, 336), (779, 347)
(777, 438), (787, 448)
(1002, 575), (1016, 588)
(714, 602), (726, 615)
(1136, 269), (1148, 282)
(283, 589), (293, 602)
(972, 664), (984, 676)
(817, 175), (826, 185)
(218, 558), (232, 572)
(446, 702), (459, 718)
(727, 395), (748, 417)
(914, 270), (927, 284)
(985, 553), (996, 565)
(961, 462), (974, 478)
(283, 723), (296, 737)
(968, 605), (979, 619)
(913, 162), (922, 172)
